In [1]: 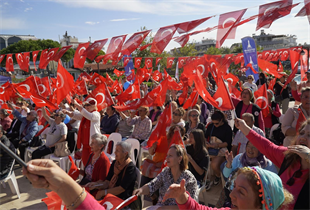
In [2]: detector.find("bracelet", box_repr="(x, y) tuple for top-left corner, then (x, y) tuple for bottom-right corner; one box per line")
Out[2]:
(67, 187), (85, 209)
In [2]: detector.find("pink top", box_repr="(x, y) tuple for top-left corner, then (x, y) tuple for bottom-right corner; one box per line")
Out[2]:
(177, 193), (230, 210)
(76, 192), (104, 210)
(246, 130), (309, 209)
(232, 97), (265, 132)
(264, 103), (281, 129)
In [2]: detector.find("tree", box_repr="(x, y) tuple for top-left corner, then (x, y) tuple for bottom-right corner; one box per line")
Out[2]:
(61, 48), (75, 63)
(205, 46), (222, 55)
(171, 43), (197, 57)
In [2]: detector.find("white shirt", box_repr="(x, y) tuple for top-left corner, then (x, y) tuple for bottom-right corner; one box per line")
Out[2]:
(243, 82), (258, 92)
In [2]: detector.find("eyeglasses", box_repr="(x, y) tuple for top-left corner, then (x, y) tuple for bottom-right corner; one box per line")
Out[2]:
(138, 109), (146, 112)
(247, 77), (252, 80)
(190, 114), (199, 117)
(84, 104), (91, 107)
(173, 112), (181, 116)
(286, 167), (302, 186)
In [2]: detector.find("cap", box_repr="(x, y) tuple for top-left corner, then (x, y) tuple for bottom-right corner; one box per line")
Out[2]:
(85, 97), (97, 106)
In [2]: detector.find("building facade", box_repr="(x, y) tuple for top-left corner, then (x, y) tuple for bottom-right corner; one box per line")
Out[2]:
(194, 38), (216, 55)
(0, 34), (38, 50)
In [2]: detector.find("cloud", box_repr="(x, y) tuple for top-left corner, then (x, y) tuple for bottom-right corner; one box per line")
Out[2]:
(110, 18), (140, 22)
(20, 0), (24, 2)
(24, 7), (32, 12)
(4, 2), (9, 5)
(0, 17), (26, 29)
(85, 21), (100, 25)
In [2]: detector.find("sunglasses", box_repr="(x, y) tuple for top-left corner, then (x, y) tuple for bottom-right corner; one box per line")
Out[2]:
(84, 104), (91, 107)
(286, 167), (302, 186)
(173, 112), (181, 116)
(190, 114), (199, 117)
(54, 114), (60, 117)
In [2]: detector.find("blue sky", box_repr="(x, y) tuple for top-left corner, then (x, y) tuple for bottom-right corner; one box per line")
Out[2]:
(0, 0), (309, 51)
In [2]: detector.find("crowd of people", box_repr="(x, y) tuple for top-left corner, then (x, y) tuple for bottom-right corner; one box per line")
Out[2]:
(1, 69), (310, 210)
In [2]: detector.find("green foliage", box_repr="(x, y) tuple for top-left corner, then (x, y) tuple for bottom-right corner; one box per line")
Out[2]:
(205, 46), (222, 55)
(171, 43), (197, 57)
(61, 48), (75, 62)
(86, 50), (105, 63)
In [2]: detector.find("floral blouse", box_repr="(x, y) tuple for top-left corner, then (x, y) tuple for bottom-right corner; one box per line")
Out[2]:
(147, 167), (198, 206)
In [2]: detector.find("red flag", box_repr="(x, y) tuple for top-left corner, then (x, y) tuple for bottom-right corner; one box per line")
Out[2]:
(0, 54), (5, 64)
(167, 57), (174, 68)
(39, 47), (59, 70)
(74, 42), (90, 68)
(177, 16), (212, 34)
(105, 35), (127, 61)
(77, 72), (91, 82)
(183, 90), (199, 110)
(281, 50), (300, 91)
(254, 84), (270, 117)
(280, 49), (289, 61)
(257, 58), (283, 78)
(83, 39), (108, 61)
(121, 30), (151, 55)
(0, 82), (16, 102)
(32, 50), (40, 71)
(155, 57), (162, 66)
(213, 77), (235, 111)
(89, 73), (106, 86)
(53, 45), (72, 61)
(35, 107), (48, 126)
(256, 1), (298, 30)
(42, 191), (63, 210)
(174, 34), (190, 47)
(268, 77), (277, 92)
(216, 9), (247, 48)
(90, 83), (114, 111)
(300, 49), (308, 81)
(109, 80), (123, 95)
(151, 25), (178, 54)
(295, 1), (310, 24)
(15, 75), (39, 96)
(135, 57), (142, 69)
(228, 82), (241, 99)
(54, 60), (75, 105)
(99, 193), (124, 210)
(113, 69), (125, 77)
(277, 61), (284, 73)
(105, 73), (114, 86)
(144, 57), (153, 68)
(115, 79), (140, 102)
(177, 57), (187, 69)
(167, 76), (182, 91)
(169, 129), (185, 148)
(5, 54), (14, 72)
(296, 108), (307, 132)
(15, 53), (29, 72)
(127, 70), (135, 81)
(139, 43), (152, 51)
(152, 79), (169, 107)
(224, 73), (239, 86)
(123, 56), (131, 67)
(68, 156), (79, 180)
(147, 103), (172, 147)
(152, 70), (163, 82)
(73, 80), (88, 95)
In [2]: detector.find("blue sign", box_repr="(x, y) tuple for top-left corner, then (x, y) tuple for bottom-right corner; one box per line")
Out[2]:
(123, 55), (134, 76)
(242, 36), (259, 81)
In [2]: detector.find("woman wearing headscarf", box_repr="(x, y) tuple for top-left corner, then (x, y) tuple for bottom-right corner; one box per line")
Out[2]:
(263, 89), (281, 137)
(256, 73), (267, 89)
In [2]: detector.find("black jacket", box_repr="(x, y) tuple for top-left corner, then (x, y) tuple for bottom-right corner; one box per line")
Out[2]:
(0, 135), (15, 177)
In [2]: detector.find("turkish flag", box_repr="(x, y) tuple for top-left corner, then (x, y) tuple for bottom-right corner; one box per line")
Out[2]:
(115, 79), (140, 102)
(99, 194), (124, 210)
(0, 54), (5, 64)
(90, 83), (114, 111)
(166, 57), (175, 68)
(0, 82), (16, 102)
(139, 43), (152, 51)
(167, 75), (182, 91)
(127, 70), (135, 81)
(224, 73), (239, 87)
(177, 57), (187, 69)
(32, 50), (40, 71)
(268, 77), (277, 92)
(183, 90), (199, 110)
(123, 56), (131, 67)
(295, 1), (310, 24)
(74, 42), (90, 68)
(296, 108), (307, 132)
(37, 77), (52, 97)
(277, 61), (284, 73)
(281, 49), (290, 61)
(144, 57), (153, 68)
(151, 25), (178, 54)
(290, 46), (303, 53)
(83, 39), (108, 61)
(216, 9), (247, 48)
(39, 47), (59, 70)
(42, 191), (63, 210)
(105, 73), (114, 86)
(113, 69), (125, 77)
(152, 78), (169, 107)
(15, 53), (29, 72)
(147, 103), (172, 148)
(35, 107), (49, 126)
(73, 79), (88, 95)
(15, 75), (39, 96)
(109, 80), (123, 95)
(53, 45), (72, 61)
(257, 58), (283, 78)
(155, 57), (162, 66)
(254, 84), (270, 117)
(105, 35), (127, 61)
(178, 86), (188, 105)
(122, 30), (151, 55)
(174, 34), (190, 47)
(77, 72), (91, 82)
(54, 60), (75, 105)
(281, 50), (300, 92)
(177, 16), (212, 34)
(228, 82), (241, 99)
(213, 77), (234, 111)
(5, 54), (14, 72)
(152, 70), (163, 82)
(256, 1), (298, 30)
(89, 73), (106, 86)
(68, 156), (80, 180)
(135, 57), (142, 69)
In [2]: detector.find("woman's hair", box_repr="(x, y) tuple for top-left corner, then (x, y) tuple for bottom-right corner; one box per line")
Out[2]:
(236, 168), (294, 209)
(175, 107), (185, 117)
(259, 72), (265, 79)
(211, 110), (227, 124)
(284, 118), (310, 167)
(109, 106), (116, 112)
(187, 109), (200, 124)
(242, 88), (254, 102)
(190, 129), (208, 159)
(193, 104), (201, 113)
(91, 133), (108, 151)
(169, 144), (188, 171)
(0, 109), (9, 117)
(116, 141), (132, 158)
(247, 75), (254, 80)
(167, 125), (185, 140)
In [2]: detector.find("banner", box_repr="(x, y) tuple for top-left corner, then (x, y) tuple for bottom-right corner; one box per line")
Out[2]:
(124, 54), (134, 76)
(242, 36), (259, 81)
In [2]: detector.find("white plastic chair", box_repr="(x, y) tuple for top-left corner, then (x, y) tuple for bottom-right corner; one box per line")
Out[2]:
(105, 133), (122, 155)
(269, 123), (280, 139)
(0, 160), (21, 199)
(24, 146), (39, 163)
(126, 138), (141, 166)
